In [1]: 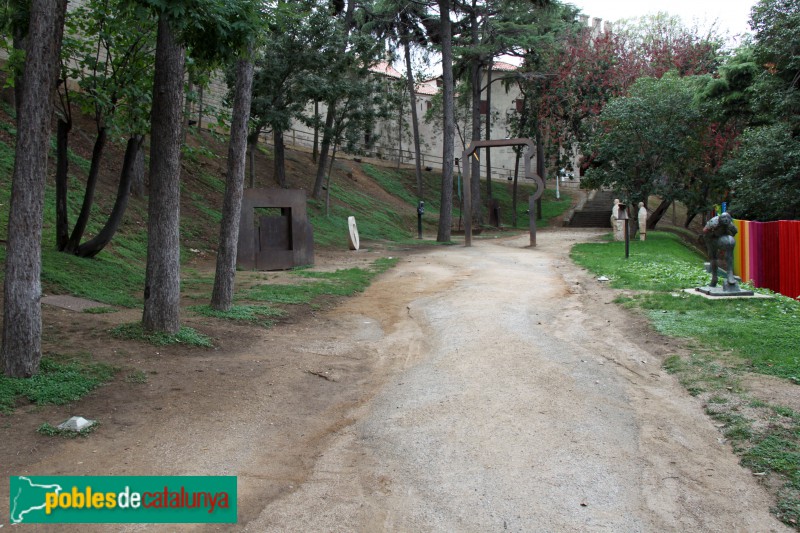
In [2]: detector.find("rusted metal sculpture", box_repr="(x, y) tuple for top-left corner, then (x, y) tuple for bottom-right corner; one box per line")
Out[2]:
(462, 138), (544, 246)
(704, 212), (738, 288)
(237, 189), (314, 270)
(697, 212), (753, 296)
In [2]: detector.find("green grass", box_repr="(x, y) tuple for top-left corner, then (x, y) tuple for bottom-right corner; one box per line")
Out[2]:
(743, 435), (800, 484)
(571, 232), (708, 290)
(37, 421), (100, 438)
(38, 246), (145, 307)
(0, 356), (116, 413)
(573, 232), (800, 379)
(110, 323), (213, 348)
(190, 192), (222, 223)
(83, 306), (117, 314)
(489, 181), (571, 229)
(246, 257), (399, 305)
(743, 434), (800, 524)
(362, 164), (420, 206)
(310, 184), (416, 246)
(190, 304), (286, 327)
(0, 131), (147, 306)
(570, 229), (800, 528)
(639, 293), (800, 380)
(359, 164), (572, 235)
(195, 171), (226, 193)
(181, 143), (217, 164)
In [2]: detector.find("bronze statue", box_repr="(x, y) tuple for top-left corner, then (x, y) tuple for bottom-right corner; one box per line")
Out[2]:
(703, 212), (738, 289)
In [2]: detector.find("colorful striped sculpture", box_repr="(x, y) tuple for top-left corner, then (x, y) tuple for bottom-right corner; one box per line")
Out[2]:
(733, 219), (800, 299)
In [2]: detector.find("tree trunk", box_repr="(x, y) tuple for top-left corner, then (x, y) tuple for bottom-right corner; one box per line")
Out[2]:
(55, 116), (71, 250)
(184, 76), (194, 128)
(485, 61), (492, 200)
(274, 128), (286, 188)
(536, 126), (545, 220)
(12, 27), (27, 121)
(396, 98), (403, 169)
(2, 0), (67, 377)
(312, 105), (335, 199)
(142, 16), (186, 334)
(313, 0), (354, 190)
(312, 99), (319, 163)
(436, 0), (454, 242)
(647, 198), (672, 229)
(64, 126), (107, 253)
(76, 135), (142, 258)
(247, 127), (260, 188)
(469, 75), (481, 225)
(468, 1), (482, 226)
(130, 135), (146, 197)
(325, 144), (338, 217)
(211, 56), (254, 312)
(402, 35), (423, 200)
(513, 94), (529, 229)
(512, 149), (520, 228)
(197, 84), (204, 130)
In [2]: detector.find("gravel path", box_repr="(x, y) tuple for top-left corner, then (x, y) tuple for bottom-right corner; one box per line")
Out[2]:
(249, 230), (788, 532)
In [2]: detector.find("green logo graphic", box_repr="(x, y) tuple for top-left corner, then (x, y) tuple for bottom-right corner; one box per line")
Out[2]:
(9, 476), (237, 524)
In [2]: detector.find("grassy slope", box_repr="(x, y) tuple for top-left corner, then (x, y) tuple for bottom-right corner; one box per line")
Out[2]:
(0, 106), (573, 308)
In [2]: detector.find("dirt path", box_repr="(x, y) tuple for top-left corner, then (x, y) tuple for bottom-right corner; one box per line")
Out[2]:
(4, 229), (788, 532)
(246, 230), (788, 532)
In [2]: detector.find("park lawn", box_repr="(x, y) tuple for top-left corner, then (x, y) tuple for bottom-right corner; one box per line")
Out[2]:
(571, 231), (800, 381)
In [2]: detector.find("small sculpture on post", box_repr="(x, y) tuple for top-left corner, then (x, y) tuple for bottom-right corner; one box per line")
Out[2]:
(637, 202), (648, 241)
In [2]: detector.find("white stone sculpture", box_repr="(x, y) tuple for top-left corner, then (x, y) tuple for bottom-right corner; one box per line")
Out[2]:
(611, 198), (619, 229)
(348, 216), (360, 251)
(638, 202), (648, 241)
(611, 199), (624, 241)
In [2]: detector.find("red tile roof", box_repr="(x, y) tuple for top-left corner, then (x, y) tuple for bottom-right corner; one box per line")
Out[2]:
(369, 61), (403, 79)
(492, 61), (518, 72)
(415, 79), (439, 96)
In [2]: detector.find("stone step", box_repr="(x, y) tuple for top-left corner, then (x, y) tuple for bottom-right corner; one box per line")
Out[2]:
(567, 190), (616, 228)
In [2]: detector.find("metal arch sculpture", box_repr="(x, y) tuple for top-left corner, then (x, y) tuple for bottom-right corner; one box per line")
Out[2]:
(462, 138), (544, 247)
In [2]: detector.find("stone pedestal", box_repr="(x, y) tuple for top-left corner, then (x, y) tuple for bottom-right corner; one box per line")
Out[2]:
(695, 285), (754, 297)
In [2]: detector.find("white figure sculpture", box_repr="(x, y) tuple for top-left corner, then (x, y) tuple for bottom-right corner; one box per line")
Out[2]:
(611, 198), (624, 241)
(611, 198), (619, 229)
(638, 202), (648, 241)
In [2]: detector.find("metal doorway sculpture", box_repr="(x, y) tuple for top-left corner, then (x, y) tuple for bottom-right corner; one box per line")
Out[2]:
(462, 138), (544, 247)
(237, 189), (314, 270)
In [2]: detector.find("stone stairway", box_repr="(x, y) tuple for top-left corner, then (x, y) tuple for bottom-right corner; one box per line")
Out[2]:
(568, 190), (615, 228)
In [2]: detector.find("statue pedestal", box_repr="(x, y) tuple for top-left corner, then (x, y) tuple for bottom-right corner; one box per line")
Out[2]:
(695, 285), (754, 297)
